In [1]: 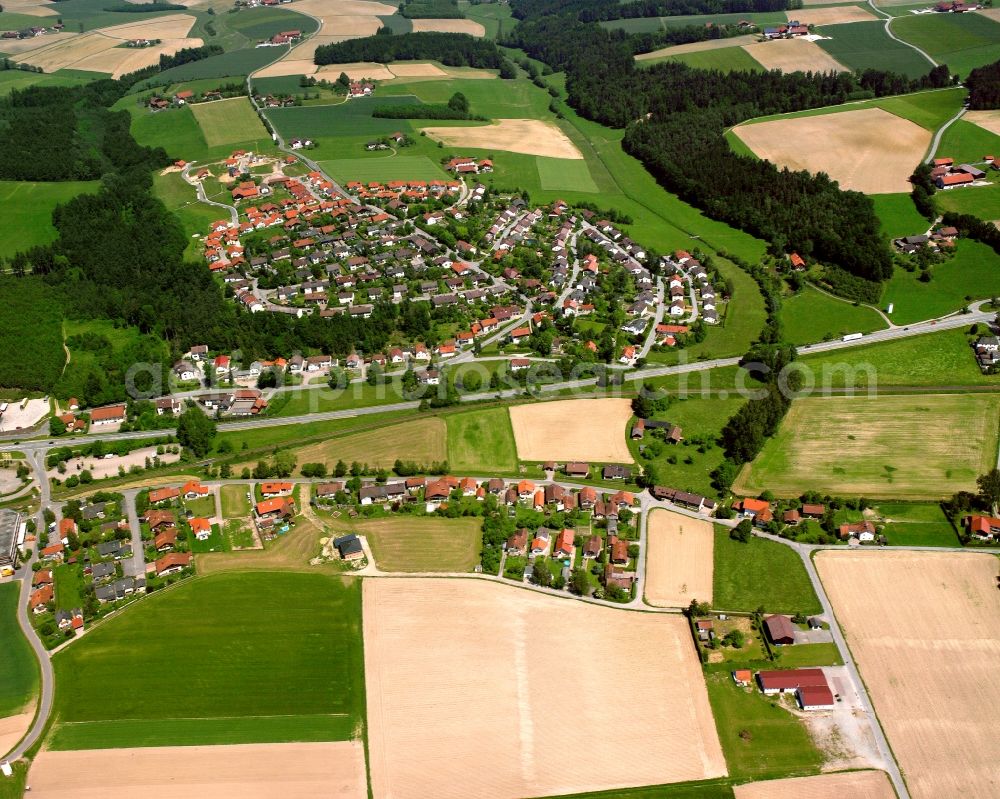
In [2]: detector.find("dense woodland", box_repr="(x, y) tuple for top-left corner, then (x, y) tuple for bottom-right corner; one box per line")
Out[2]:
(506, 16), (952, 290)
(965, 58), (1000, 109)
(315, 33), (515, 75)
(510, 0), (797, 23)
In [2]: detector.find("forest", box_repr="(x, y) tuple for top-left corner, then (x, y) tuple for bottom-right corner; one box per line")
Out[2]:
(314, 32), (515, 74)
(510, 0), (796, 23)
(506, 15), (952, 288)
(965, 58), (1000, 109)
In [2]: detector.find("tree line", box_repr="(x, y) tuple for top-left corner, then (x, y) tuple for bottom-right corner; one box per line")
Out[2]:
(314, 32), (516, 76)
(965, 58), (1000, 109)
(510, 0), (797, 23)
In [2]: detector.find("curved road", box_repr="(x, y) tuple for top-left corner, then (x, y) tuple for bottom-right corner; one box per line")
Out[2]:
(3, 450), (56, 763)
(924, 106), (967, 164)
(867, 0), (938, 68)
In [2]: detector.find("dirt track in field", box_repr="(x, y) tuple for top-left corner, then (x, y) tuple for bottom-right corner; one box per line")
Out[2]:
(26, 741), (367, 798)
(734, 770), (896, 799)
(816, 551), (1000, 799)
(732, 107), (930, 194)
(644, 509), (714, 607)
(742, 38), (850, 74)
(363, 578), (726, 799)
(508, 398), (633, 462)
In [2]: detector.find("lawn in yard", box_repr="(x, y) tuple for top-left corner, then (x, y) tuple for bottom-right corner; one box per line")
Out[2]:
(0, 180), (99, 259)
(53, 564), (85, 613)
(189, 523), (228, 554)
(713, 528), (822, 615)
(190, 96), (270, 148)
(48, 572), (364, 748)
(183, 495), (216, 518)
(445, 406), (518, 474)
(221, 484), (252, 517)
(797, 328), (990, 387)
(816, 20), (936, 78)
(773, 642), (843, 668)
(0, 582), (38, 718)
(222, 518), (256, 549)
(348, 515), (482, 572)
(317, 155), (449, 183)
(892, 11), (1000, 77)
(880, 238), (1000, 323)
(779, 285), (888, 345)
(704, 669), (823, 781)
(874, 501), (960, 546)
(736, 394), (1000, 499)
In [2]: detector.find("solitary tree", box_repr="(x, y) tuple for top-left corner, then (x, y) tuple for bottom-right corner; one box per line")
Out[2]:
(730, 518), (753, 543)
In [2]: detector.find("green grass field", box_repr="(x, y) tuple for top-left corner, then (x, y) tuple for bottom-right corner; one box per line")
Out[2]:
(460, 0), (513, 38)
(282, 416), (448, 471)
(798, 328), (992, 387)
(0, 70), (101, 96)
(780, 285), (888, 345)
(934, 179), (1000, 219)
(0, 180), (100, 259)
(349, 515), (482, 571)
(880, 239), (1000, 323)
(892, 11), (1000, 77)
(0, 582), (38, 718)
(713, 528), (821, 614)
(875, 501), (960, 546)
(221, 484), (252, 517)
(936, 118), (1000, 165)
(318, 155), (449, 182)
(136, 47), (278, 88)
(817, 20), (936, 78)
(774, 642), (843, 668)
(705, 670), (823, 781)
(446, 406), (518, 473)
(53, 563), (85, 612)
(651, 46), (764, 73)
(536, 156), (599, 192)
(269, 97), (420, 139)
(49, 572), (365, 748)
(870, 192), (933, 239)
(737, 394), (1000, 499)
(222, 5), (318, 40)
(190, 97), (270, 147)
(152, 170), (222, 259)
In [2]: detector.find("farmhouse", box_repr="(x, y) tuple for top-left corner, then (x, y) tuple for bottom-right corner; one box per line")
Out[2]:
(757, 667), (827, 694)
(936, 172), (974, 189)
(155, 552), (192, 577)
(763, 614), (795, 645)
(839, 520), (876, 541)
(90, 404), (126, 426)
(965, 514), (1000, 541)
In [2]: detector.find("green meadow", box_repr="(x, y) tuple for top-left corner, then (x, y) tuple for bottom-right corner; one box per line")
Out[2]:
(870, 192), (931, 239)
(649, 46), (764, 73)
(318, 155), (449, 182)
(892, 11), (1000, 77)
(0, 582), (38, 718)
(817, 20), (935, 78)
(936, 118), (1000, 164)
(0, 180), (100, 259)
(49, 572), (365, 748)
(779, 285), (888, 345)
(445, 406), (518, 474)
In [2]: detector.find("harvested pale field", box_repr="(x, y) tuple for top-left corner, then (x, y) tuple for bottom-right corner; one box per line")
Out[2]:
(816, 550), (1000, 799)
(735, 394), (1000, 498)
(508, 398), (633, 462)
(636, 34), (757, 61)
(291, 0), (397, 17)
(423, 118), (583, 159)
(364, 578), (726, 799)
(100, 13), (197, 40)
(0, 32), (78, 56)
(976, 6), (1000, 22)
(26, 741), (367, 799)
(734, 770), (895, 799)
(256, 58), (319, 77)
(411, 17), (485, 36)
(313, 14), (381, 36)
(732, 107), (929, 194)
(387, 61), (448, 77)
(785, 6), (876, 25)
(644, 509), (713, 608)
(743, 38), (849, 74)
(74, 37), (204, 78)
(18, 33), (117, 72)
(314, 60), (395, 81)
(1, 0), (57, 12)
(439, 65), (497, 79)
(964, 108), (1000, 137)
(0, 709), (33, 758)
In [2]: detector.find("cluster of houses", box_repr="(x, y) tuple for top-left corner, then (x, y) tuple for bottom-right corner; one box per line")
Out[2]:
(733, 667), (837, 711)
(1, 22), (63, 41)
(763, 21), (810, 39)
(445, 157), (494, 175)
(734, 497), (884, 543)
(344, 174), (463, 204)
(931, 156), (989, 189)
(893, 224), (958, 253)
(147, 88), (231, 111)
(933, 1), (980, 11)
(256, 29), (301, 46)
(348, 81), (375, 98)
(972, 333), (1000, 371)
(253, 481), (297, 538)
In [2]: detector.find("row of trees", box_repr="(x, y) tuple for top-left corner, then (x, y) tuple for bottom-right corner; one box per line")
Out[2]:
(315, 32), (516, 75)
(965, 58), (1000, 109)
(510, 0), (796, 23)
